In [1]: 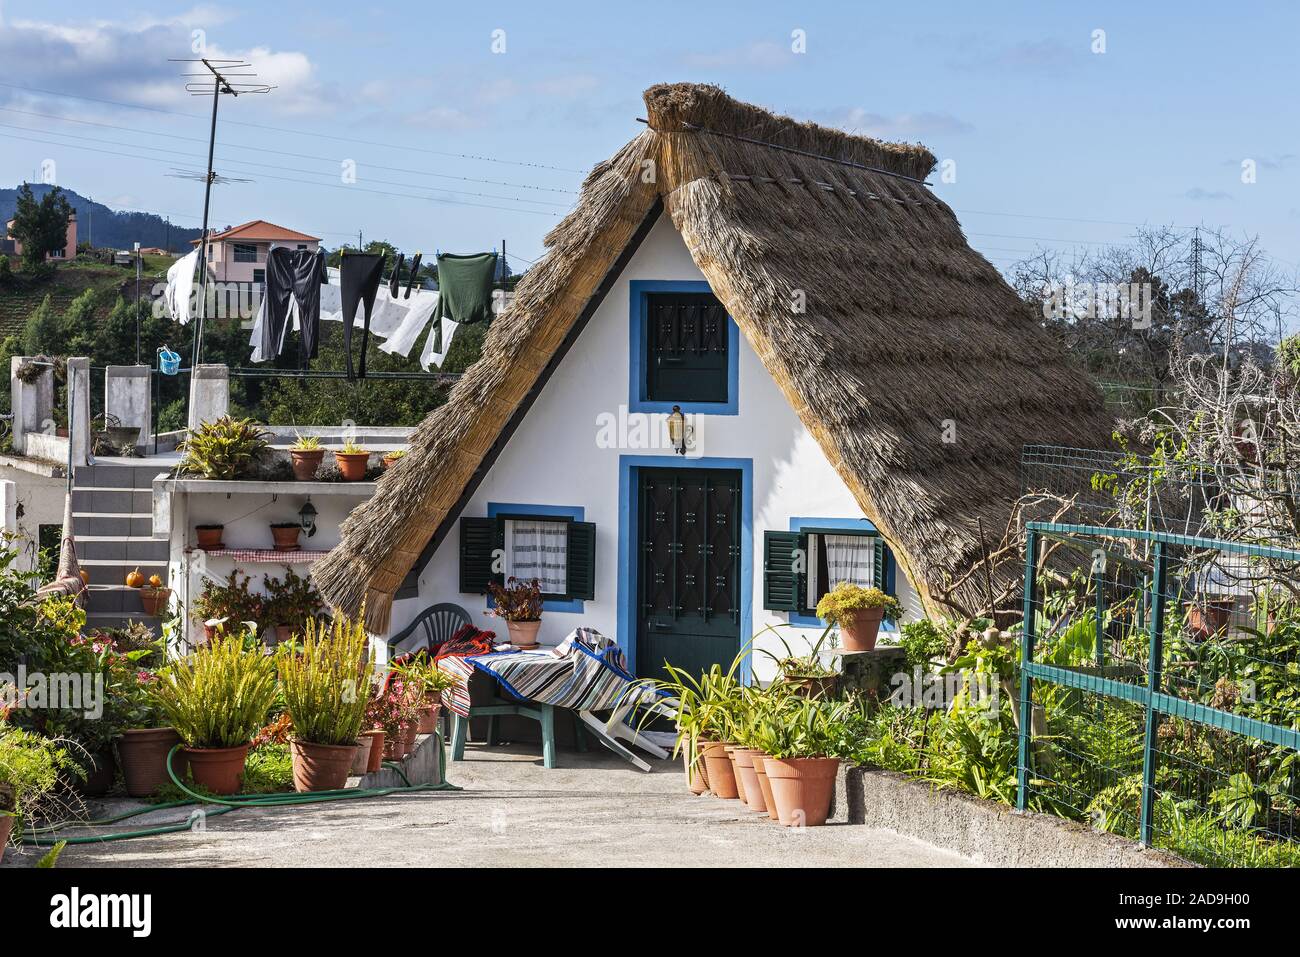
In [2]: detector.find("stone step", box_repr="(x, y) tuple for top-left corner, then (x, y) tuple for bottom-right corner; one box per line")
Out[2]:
(78, 537), (169, 562)
(73, 464), (167, 491)
(73, 514), (156, 538)
(71, 488), (153, 516)
(80, 562), (167, 588)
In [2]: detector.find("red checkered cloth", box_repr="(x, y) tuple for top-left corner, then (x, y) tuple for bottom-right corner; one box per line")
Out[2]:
(204, 548), (329, 563)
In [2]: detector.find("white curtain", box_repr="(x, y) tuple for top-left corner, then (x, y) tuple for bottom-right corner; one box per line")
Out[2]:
(823, 534), (874, 589)
(505, 520), (568, 594)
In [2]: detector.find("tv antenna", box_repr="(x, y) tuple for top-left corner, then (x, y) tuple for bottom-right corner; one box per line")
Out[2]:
(167, 57), (274, 393)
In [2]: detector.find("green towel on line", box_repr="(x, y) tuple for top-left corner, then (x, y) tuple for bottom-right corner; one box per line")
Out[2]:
(435, 251), (497, 327)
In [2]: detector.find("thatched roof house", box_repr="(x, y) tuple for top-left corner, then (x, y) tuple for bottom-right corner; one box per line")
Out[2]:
(315, 82), (1112, 644)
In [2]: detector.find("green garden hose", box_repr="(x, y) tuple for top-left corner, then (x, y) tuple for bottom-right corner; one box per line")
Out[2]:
(20, 739), (460, 847)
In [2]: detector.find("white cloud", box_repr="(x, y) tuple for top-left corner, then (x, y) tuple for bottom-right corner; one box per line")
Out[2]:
(682, 41), (793, 71)
(0, 11), (322, 115)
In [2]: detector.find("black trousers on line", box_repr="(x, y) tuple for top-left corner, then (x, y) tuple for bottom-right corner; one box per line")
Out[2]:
(260, 248), (326, 367)
(341, 252), (384, 379)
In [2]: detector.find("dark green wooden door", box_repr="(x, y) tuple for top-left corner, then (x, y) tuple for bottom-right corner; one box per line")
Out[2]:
(636, 468), (742, 680)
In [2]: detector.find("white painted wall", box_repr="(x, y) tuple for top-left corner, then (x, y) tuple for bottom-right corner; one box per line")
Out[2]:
(397, 214), (920, 681)
(0, 464), (66, 572)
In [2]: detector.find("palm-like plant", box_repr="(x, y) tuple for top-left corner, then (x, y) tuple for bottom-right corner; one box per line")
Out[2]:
(178, 416), (271, 480)
(276, 614), (374, 746)
(151, 631), (279, 748)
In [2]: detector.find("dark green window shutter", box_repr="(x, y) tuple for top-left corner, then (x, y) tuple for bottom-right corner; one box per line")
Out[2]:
(645, 293), (730, 403)
(872, 536), (886, 590)
(459, 517), (501, 594)
(565, 521), (596, 601)
(763, 530), (804, 612)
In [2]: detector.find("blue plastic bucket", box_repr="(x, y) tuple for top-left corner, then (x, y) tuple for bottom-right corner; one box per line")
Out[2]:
(158, 347), (181, 376)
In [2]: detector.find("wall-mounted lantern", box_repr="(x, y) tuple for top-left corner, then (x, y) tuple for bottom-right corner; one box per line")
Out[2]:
(298, 499), (318, 538)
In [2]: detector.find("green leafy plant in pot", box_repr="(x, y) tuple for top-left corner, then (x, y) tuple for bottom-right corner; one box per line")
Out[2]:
(150, 630), (279, 794)
(107, 637), (183, 798)
(816, 582), (903, 652)
(177, 415), (271, 481)
(391, 652), (459, 733)
(276, 613), (374, 791)
(761, 623), (841, 698)
(0, 726), (81, 862)
(289, 434), (325, 481)
(747, 694), (854, 827)
(333, 440), (371, 481)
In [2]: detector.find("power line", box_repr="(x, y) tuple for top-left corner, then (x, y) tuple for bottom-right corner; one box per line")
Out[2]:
(0, 106), (579, 195)
(0, 80), (588, 174)
(0, 121), (572, 209)
(0, 130), (564, 218)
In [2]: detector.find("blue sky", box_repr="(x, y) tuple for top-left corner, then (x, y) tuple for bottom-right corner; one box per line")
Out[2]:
(0, 0), (1296, 276)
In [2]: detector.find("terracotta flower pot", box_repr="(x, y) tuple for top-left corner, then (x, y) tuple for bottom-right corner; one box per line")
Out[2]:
(74, 748), (116, 796)
(334, 451), (370, 481)
(116, 727), (182, 797)
(700, 741), (739, 799)
(290, 739), (356, 792)
(1186, 599), (1235, 641)
(182, 743), (250, 795)
(685, 741), (710, 795)
(0, 814), (11, 864)
(195, 525), (224, 550)
(364, 731), (385, 773)
(417, 701), (441, 735)
(270, 524), (301, 551)
(785, 674), (839, 699)
(752, 752), (780, 821)
(840, 606), (886, 652)
(763, 756), (840, 827)
(732, 748), (768, 813)
(350, 738), (372, 775)
(138, 587), (171, 617)
(402, 723), (419, 753)
(290, 449), (325, 481)
(506, 620), (542, 649)
(382, 453), (404, 469)
(383, 732), (407, 761)
(726, 746), (750, 805)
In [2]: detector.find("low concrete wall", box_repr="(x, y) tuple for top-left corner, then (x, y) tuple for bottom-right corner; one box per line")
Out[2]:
(358, 731), (443, 789)
(832, 766), (1190, 868)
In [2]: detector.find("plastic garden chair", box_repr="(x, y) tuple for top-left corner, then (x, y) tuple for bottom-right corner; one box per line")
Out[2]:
(388, 602), (473, 655)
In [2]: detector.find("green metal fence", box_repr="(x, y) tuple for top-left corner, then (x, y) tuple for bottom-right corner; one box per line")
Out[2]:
(1017, 522), (1300, 866)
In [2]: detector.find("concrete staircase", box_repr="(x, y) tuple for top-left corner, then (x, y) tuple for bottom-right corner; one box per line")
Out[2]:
(71, 462), (169, 636)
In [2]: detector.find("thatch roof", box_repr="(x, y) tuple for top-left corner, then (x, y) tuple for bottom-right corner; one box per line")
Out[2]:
(314, 82), (1114, 632)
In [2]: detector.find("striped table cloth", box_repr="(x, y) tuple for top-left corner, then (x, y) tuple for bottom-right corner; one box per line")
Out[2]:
(437, 628), (663, 717)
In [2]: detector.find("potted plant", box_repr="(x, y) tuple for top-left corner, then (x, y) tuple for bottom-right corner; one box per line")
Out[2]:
(261, 567), (324, 645)
(1185, 597), (1236, 641)
(269, 522), (301, 552)
(192, 571), (262, 642)
(382, 448), (407, 469)
(277, 613), (374, 792)
(195, 524), (224, 550)
(392, 652), (458, 733)
(762, 624), (841, 698)
(139, 574), (171, 617)
(628, 648), (749, 798)
(334, 440), (371, 481)
(815, 582), (903, 652)
(750, 695), (853, 827)
(0, 726), (80, 862)
(177, 415), (271, 480)
(289, 434), (325, 481)
(109, 649), (182, 798)
(150, 630), (279, 794)
(486, 577), (544, 648)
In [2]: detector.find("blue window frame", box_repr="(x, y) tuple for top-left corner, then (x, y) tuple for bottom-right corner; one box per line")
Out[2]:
(787, 516), (898, 630)
(629, 279), (739, 415)
(486, 502), (587, 613)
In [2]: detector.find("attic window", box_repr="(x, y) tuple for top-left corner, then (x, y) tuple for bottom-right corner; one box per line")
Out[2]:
(644, 292), (730, 404)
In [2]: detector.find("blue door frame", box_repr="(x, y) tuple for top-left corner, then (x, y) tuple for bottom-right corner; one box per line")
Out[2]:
(617, 455), (754, 683)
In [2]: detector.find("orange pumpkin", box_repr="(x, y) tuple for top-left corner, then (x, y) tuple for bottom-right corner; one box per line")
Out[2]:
(125, 567), (145, 588)
(79, 569), (90, 586)
(148, 574), (164, 588)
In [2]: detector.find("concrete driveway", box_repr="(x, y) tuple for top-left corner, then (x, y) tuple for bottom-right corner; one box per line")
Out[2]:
(2, 743), (971, 868)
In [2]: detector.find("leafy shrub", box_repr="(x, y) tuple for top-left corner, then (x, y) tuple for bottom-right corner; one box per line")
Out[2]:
(177, 415), (271, 480)
(897, 619), (949, 670)
(0, 725), (80, 831)
(151, 631), (279, 748)
(815, 582), (903, 623)
(276, 614), (373, 746)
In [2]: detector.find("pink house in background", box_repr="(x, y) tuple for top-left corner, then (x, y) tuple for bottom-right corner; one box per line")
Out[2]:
(5, 212), (77, 260)
(192, 220), (321, 283)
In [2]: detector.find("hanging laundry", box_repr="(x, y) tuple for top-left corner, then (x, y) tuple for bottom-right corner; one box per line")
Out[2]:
(340, 252), (385, 379)
(253, 247), (326, 366)
(404, 253), (423, 299)
(435, 252), (497, 326)
(389, 253), (405, 298)
(378, 288), (440, 358)
(419, 317), (460, 371)
(164, 248), (201, 325)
